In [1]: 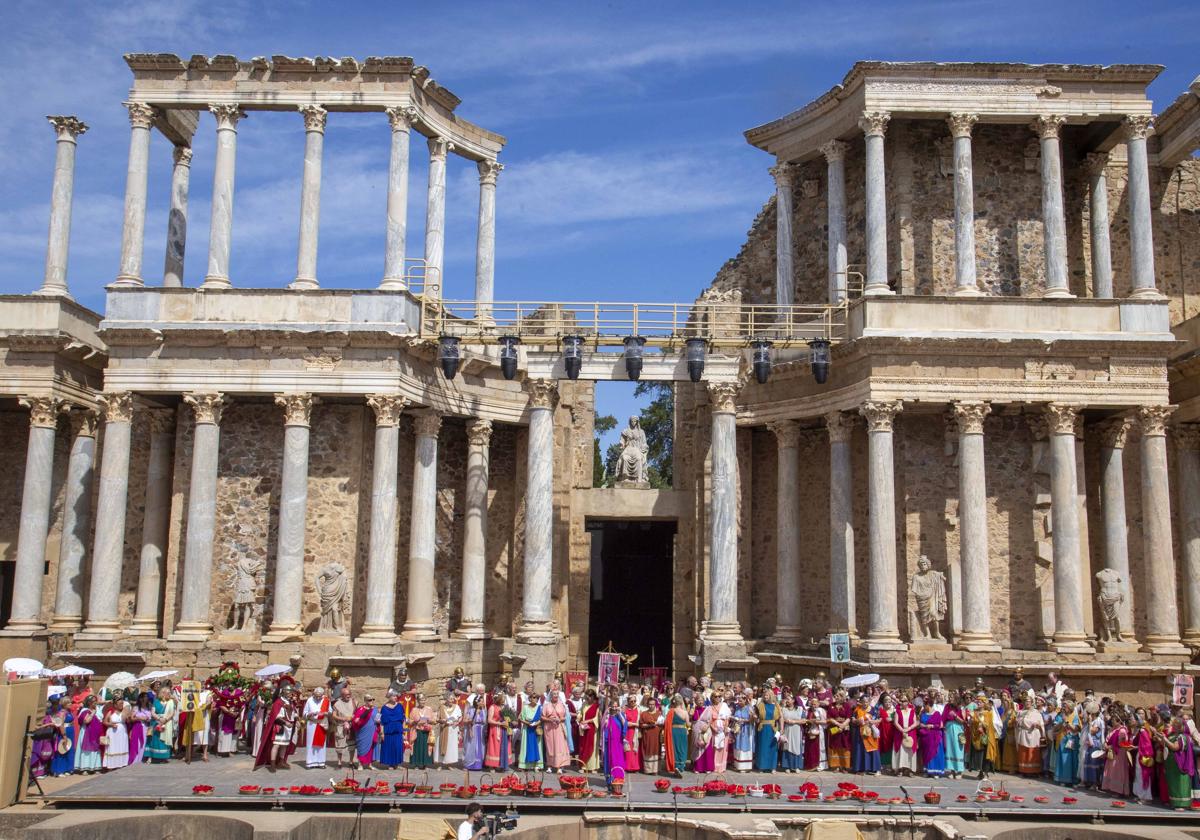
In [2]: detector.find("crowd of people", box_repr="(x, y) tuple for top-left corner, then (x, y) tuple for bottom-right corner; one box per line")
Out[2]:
(27, 663), (1200, 811)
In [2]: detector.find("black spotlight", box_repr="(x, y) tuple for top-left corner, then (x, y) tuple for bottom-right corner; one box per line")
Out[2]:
(809, 338), (831, 384)
(623, 336), (646, 381)
(562, 335), (584, 380)
(751, 339), (773, 384)
(685, 337), (707, 383)
(498, 335), (520, 381)
(438, 335), (461, 380)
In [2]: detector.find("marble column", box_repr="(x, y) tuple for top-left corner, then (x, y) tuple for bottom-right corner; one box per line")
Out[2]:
(700, 382), (743, 642)
(952, 401), (1000, 650)
(821, 140), (849, 303)
(859, 400), (905, 649)
(291, 106), (327, 290)
(128, 410), (175, 636)
(1124, 115), (1160, 298)
(37, 116), (88, 299)
(381, 106), (417, 290)
(456, 418), (493, 639)
(48, 408), (97, 632)
(402, 411), (442, 641)
(163, 146), (192, 287)
(114, 102), (156, 286)
(1138, 406), (1187, 654)
(266, 394), (315, 639)
(81, 393), (135, 637)
(771, 163), (795, 307)
(1032, 115), (1071, 298)
(358, 394), (406, 641)
(1044, 404), (1091, 650)
(171, 393), (226, 639)
(1086, 152), (1113, 299)
(5, 397), (63, 631)
(826, 411), (856, 637)
(202, 104), (245, 290)
(1175, 425), (1200, 646)
(769, 420), (802, 640)
(1096, 418), (1135, 643)
(475, 160), (502, 321)
(423, 137), (453, 292)
(518, 381), (559, 643)
(860, 111), (892, 295)
(947, 113), (981, 296)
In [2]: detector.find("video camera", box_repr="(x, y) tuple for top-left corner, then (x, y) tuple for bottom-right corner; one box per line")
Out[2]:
(479, 807), (519, 837)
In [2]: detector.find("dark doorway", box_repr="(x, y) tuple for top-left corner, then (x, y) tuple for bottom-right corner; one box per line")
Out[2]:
(0, 560), (13, 627)
(586, 520), (675, 677)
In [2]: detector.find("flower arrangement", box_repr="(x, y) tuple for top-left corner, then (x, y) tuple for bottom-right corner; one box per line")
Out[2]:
(1111, 800), (1126, 809)
(1033, 795), (1050, 804)
(654, 779), (671, 792)
(1010, 795), (1025, 803)
(239, 785), (260, 796)
(763, 783), (782, 800)
(454, 785), (478, 799)
(1062, 796), (1077, 805)
(192, 785), (214, 796)
(394, 781), (414, 795)
(799, 782), (821, 800)
(956, 794), (969, 803)
(261, 788), (275, 796)
(321, 788), (334, 796)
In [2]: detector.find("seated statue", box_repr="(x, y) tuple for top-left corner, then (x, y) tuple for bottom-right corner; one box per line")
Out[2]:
(615, 416), (649, 486)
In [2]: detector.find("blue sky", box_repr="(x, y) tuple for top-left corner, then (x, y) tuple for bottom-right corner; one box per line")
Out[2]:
(1, 0), (1197, 444)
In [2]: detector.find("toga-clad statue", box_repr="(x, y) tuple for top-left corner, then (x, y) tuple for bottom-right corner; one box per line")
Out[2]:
(230, 555), (265, 631)
(1095, 568), (1126, 642)
(316, 561), (348, 634)
(908, 555), (947, 642)
(615, 415), (649, 486)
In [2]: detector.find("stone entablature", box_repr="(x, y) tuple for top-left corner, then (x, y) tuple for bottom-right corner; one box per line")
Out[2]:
(0, 296), (106, 406)
(1153, 74), (1200, 166)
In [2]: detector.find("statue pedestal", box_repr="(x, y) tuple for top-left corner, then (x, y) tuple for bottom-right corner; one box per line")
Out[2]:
(615, 479), (650, 489)
(908, 637), (952, 653)
(1095, 639), (1139, 653)
(309, 631), (351, 645)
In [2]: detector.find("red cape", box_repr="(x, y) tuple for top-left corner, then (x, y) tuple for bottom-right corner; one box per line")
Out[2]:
(254, 697), (297, 768)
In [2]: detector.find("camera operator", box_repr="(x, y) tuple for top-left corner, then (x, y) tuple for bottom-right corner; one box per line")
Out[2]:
(458, 801), (488, 840)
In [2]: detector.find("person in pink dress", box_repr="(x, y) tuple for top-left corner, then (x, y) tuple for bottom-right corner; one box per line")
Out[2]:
(541, 689), (571, 773)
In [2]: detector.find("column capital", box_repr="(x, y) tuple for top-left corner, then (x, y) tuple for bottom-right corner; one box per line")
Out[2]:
(707, 382), (740, 415)
(386, 105), (419, 132)
(19, 396), (63, 429)
(858, 111), (891, 138)
(67, 407), (99, 438)
(527, 378), (559, 411)
(428, 135), (455, 160)
(274, 392), (316, 427)
(1098, 416), (1133, 449)
(47, 115), (88, 141)
(952, 401), (991, 434)
(96, 392), (135, 424)
(172, 145), (193, 167)
(1030, 114), (1067, 140)
(859, 400), (903, 432)
(298, 104), (328, 134)
(946, 112), (978, 138)
(124, 101), (157, 130)
(825, 410), (855, 443)
(1044, 402), (1079, 435)
(1085, 151), (1109, 175)
(769, 163), (794, 189)
(477, 158), (503, 186)
(413, 410), (442, 439)
(819, 139), (848, 163)
(366, 393), (407, 427)
(1138, 405), (1175, 438)
(466, 417), (494, 447)
(1123, 114), (1154, 141)
(1174, 423), (1200, 452)
(184, 392), (226, 425)
(768, 419), (800, 449)
(208, 103), (246, 130)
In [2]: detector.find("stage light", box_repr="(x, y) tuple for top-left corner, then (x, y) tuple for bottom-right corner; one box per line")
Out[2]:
(562, 335), (584, 380)
(498, 335), (520, 381)
(685, 337), (706, 383)
(809, 338), (831, 384)
(438, 335), (461, 380)
(752, 339), (773, 384)
(623, 336), (646, 381)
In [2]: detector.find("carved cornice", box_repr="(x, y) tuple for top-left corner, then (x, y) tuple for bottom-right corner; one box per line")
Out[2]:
(466, 418), (494, 448)
(1085, 151), (1109, 176)
(1174, 423), (1200, 453)
(1030, 114), (1067, 140)
(69, 408), (99, 438)
(184, 392), (226, 425)
(19, 396), (63, 429)
(428, 136), (454, 160)
(366, 393), (407, 427)
(1138, 404), (1174, 437)
(819, 139), (848, 164)
(412, 411), (442, 439)
(298, 104), (328, 133)
(172, 145), (193, 167)
(769, 163), (794, 189)
(274, 392), (316, 427)
(125, 101), (157, 130)
(478, 158), (503, 186)
(951, 401), (991, 434)
(707, 382), (740, 415)
(859, 111), (890, 138)
(527, 378), (559, 411)
(946, 112), (978, 139)
(1098, 417), (1133, 449)
(209, 103), (246, 131)
(47, 115), (88, 141)
(1123, 114), (1154, 141)
(1044, 403), (1079, 435)
(767, 419), (800, 449)
(96, 392), (135, 424)
(825, 411), (855, 443)
(385, 105), (419, 132)
(859, 400), (903, 432)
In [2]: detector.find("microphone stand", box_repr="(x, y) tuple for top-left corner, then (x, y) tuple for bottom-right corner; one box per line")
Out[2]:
(348, 777), (371, 840)
(898, 784), (915, 840)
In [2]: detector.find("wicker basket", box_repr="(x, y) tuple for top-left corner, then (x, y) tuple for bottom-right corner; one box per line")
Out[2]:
(565, 788), (589, 800)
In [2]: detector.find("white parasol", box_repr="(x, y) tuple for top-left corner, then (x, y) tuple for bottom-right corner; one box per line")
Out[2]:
(102, 671), (140, 693)
(52, 665), (94, 678)
(3, 657), (45, 678)
(840, 673), (880, 689)
(255, 664), (293, 679)
(47, 685), (68, 700)
(139, 669), (178, 681)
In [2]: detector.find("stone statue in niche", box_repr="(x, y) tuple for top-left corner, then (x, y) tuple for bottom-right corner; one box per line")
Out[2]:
(230, 555), (265, 631)
(908, 555), (948, 642)
(316, 561), (348, 634)
(1095, 568), (1126, 643)
(615, 415), (649, 486)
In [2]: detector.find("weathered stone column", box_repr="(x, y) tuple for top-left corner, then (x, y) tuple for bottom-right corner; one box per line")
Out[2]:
(952, 401), (999, 651)
(1086, 152), (1113, 299)
(859, 400), (905, 650)
(947, 114), (981, 296)
(114, 102), (156, 286)
(860, 112), (892, 295)
(1176, 425), (1200, 646)
(769, 420), (802, 641)
(81, 393), (135, 638)
(1138, 406), (1187, 654)
(1124, 115), (1160, 298)
(5, 397), (62, 631)
(202, 104), (245, 290)
(475, 160), (502, 321)
(701, 382), (743, 642)
(291, 106), (326, 290)
(381, 106), (417, 290)
(1096, 418), (1135, 643)
(1032, 115), (1071, 297)
(163, 146), (192, 287)
(518, 382), (559, 643)
(171, 393), (226, 639)
(128, 411), (175, 636)
(266, 394), (315, 640)
(1045, 403), (1091, 650)
(826, 411), (857, 637)
(402, 411), (442, 641)
(456, 419), (493, 639)
(821, 140), (849, 303)
(48, 409), (97, 632)
(423, 137), (453, 290)
(771, 163), (795, 307)
(358, 395), (406, 641)
(37, 116), (87, 299)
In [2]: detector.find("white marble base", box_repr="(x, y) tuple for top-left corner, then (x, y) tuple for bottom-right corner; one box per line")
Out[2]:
(453, 625), (492, 641)
(124, 621), (160, 637)
(264, 624), (305, 644)
(45, 617), (82, 634)
(515, 619), (558, 644)
(953, 633), (1002, 653)
(859, 635), (908, 652)
(699, 621), (744, 643)
(1095, 639), (1140, 653)
(400, 624), (439, 642)
(1142, 638), (1191, 656)
(355, 629), (399, 645)
(1050, 637), (1094, 653)
(309, 631), (350, 645)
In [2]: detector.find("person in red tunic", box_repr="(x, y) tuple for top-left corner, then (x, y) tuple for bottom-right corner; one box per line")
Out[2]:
(254, 678), (298, 771)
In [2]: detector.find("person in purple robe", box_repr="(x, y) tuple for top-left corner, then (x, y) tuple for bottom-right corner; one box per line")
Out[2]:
(128, 692), (153, 765)
(602, 700), (628, 787)
(74, 695), (104, 773)
(463, 696), (487, 771)
(917, 697), (946, 777)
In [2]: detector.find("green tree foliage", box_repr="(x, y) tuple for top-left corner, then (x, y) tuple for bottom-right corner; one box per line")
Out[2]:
(593, 414), (617, 487)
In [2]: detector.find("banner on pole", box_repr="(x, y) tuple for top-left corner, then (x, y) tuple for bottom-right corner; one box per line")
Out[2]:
(597, 652), (621, 686)
(1173, 674), (1194, 708)
(829, 633), (851, 664)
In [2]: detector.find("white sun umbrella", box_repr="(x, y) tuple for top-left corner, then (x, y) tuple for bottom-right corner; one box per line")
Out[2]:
(840, 673), (880, 689)
(255, 664), (292, 679)
(52, 665), (94, 678)
(3, 657), (45, 678)
(102, 671), (140, 694)
(139, 669), (178, 681)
